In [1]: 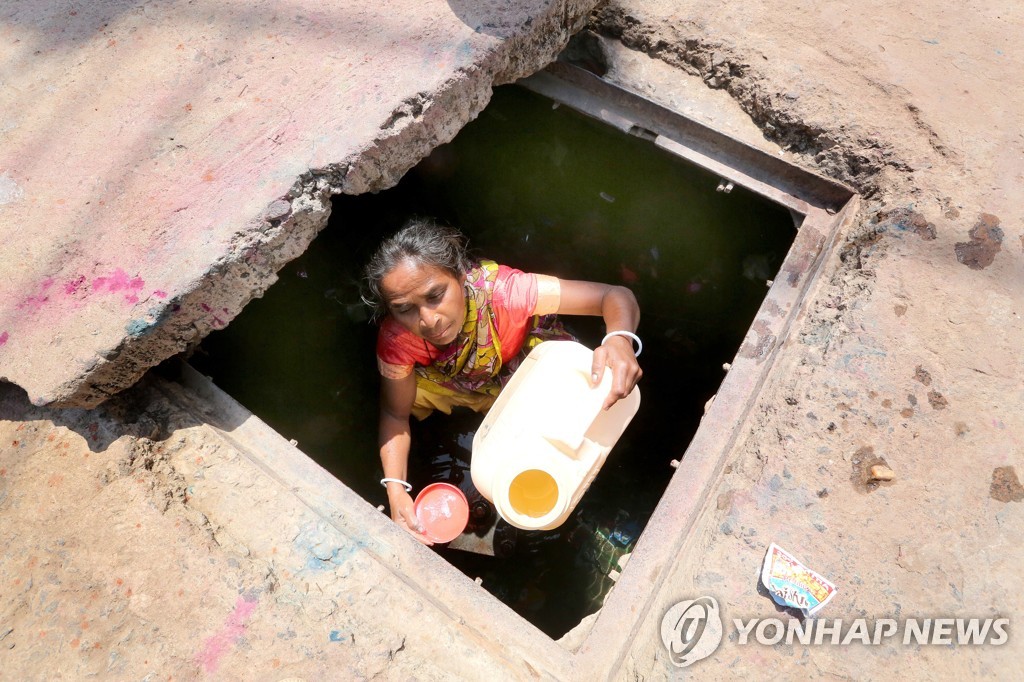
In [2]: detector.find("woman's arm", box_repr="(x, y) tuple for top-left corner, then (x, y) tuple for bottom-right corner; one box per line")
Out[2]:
(379, 372), (433, 545)
(556, 279), (643, 410)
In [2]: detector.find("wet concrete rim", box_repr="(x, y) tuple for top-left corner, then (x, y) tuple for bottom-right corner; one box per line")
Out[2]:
(167, 65), (859, 679)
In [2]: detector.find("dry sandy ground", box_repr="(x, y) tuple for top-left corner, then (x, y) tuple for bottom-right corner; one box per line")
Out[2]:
(2, 0), (1023, 679)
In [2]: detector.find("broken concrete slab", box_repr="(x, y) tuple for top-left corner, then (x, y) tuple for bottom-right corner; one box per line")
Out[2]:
(0, 0), (596, 407)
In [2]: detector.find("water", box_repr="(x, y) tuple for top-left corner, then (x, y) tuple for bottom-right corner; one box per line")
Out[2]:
(191, 85), (795, 638)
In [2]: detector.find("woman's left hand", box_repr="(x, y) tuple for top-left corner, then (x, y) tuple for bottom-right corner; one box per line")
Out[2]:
(591, 334), (643, 410)
(555, 279), (642, 409)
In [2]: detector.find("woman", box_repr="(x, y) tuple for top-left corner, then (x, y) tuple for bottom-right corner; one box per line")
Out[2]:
(363, 219), (643, 544)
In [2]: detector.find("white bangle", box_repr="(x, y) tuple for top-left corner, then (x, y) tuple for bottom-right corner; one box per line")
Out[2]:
(380, 477), (412, 492)
(602, 330), (642, 357)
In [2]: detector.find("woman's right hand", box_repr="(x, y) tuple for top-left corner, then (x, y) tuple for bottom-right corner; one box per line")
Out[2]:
(388, 489), (434, 546)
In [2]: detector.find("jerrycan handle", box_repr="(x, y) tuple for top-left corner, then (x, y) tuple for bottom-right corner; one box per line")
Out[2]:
(540, 366), (611, 458)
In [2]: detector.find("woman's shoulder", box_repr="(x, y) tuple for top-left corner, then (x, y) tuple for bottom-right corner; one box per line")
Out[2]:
(491, 261), (532, 287)
(488, 263), (545, 319)
(376, 317), (430, 364)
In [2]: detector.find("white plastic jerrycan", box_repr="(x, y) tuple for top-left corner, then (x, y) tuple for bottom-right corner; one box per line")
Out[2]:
(471, 340), (641, 531)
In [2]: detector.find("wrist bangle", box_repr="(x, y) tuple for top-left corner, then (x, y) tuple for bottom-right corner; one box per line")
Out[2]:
(380, 477), (412, 492)
(602, 330), (642, 357)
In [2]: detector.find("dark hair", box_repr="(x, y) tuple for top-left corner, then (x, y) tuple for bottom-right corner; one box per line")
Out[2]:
(362, 218), (473, 321)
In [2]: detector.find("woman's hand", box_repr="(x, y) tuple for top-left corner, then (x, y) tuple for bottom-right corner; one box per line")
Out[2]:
(379, 373), (432, 545)
(388, 488), (434, 546)
(592, 334), (643, 410)
(555, 279), (643, 410)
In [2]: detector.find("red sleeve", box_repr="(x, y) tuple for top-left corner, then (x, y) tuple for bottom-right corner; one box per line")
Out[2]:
(491, 265), (539, 361)
(376, 317), (432, 379)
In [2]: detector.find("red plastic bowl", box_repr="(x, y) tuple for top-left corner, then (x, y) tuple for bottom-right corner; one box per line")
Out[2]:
(414, 483), (469, 543)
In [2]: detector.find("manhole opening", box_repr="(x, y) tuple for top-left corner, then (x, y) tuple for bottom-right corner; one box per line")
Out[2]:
(190, 65), (852, 640)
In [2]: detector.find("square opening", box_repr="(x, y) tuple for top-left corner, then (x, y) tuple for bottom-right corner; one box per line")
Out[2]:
(187, 62), (854, 646)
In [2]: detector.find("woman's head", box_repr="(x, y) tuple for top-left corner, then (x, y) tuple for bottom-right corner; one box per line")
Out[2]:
(363, 218), (472, 345)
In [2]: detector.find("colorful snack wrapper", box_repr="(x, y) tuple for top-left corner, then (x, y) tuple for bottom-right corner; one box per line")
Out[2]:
(760, 543), (837, 617)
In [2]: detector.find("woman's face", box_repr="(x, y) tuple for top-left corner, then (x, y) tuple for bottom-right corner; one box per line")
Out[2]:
(381, 258), (467, 347)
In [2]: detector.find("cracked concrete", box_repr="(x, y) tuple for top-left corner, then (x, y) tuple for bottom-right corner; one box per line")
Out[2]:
(0, 0), (596, 408)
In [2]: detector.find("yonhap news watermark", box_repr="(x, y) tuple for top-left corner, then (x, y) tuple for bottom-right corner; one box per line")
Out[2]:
(661, 596), (1010, 668)
(730, 614), (1010, 647)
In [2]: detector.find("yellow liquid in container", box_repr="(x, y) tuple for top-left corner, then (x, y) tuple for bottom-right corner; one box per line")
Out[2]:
(508, 469), (559, 518)
(472, 341), (641, 530)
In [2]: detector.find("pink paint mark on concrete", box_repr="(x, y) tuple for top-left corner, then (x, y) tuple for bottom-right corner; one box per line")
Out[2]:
(0, 331), (8, 346)
(16, 293), (49, 311)
(64, 276), (87, 295)
(153, 290), (168, 299)
(15, 275), (64, 311)
(92, 268), (145, 294)
(92, 268), (145, 305)
(196, 596), (259, 673)
(15, 276), (61, 311)
(200, 303), (212, 312)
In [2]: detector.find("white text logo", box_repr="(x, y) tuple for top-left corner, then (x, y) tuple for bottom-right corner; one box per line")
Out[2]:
(733, 617), (1009, 646)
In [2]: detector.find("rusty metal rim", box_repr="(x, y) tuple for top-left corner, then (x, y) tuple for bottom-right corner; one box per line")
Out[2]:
(520, 62), (853, 215)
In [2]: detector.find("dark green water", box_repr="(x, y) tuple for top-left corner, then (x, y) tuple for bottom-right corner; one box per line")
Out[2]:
(191, 85), (794, 638)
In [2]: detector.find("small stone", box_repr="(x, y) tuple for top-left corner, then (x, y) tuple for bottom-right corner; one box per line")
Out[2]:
(927, 391), (949, 410)
(990, 466), (1024, 503)
(264, 199), (291, 221)
(869, 464), (895, 481)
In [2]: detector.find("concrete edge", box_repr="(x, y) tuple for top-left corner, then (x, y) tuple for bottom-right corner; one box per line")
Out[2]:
(152, 362), (576, 680)
(573, 196), (862, 678)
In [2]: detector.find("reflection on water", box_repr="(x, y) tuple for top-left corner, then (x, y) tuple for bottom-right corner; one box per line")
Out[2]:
(192, 85), (794, 637)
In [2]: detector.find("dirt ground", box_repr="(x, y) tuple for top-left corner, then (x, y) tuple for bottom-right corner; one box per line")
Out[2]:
(589, 0), (1024, 678)
(0, 371), (577, 680)
(2, 0), (1023, 679)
